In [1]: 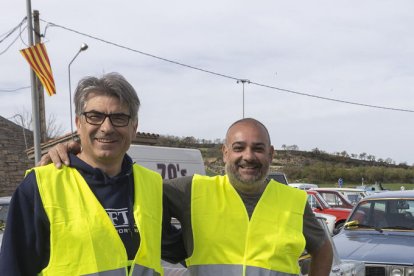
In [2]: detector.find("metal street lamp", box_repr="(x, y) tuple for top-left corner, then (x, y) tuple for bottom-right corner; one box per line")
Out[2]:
(68, 43), (88, 138)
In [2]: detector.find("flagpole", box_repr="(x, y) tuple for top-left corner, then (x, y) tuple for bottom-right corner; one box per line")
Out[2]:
(26, 0), (42, 164)
(33, 10), (47, 143)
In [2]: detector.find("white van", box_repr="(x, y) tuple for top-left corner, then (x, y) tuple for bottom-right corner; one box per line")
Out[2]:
(288, 183), (319, 190)
(127, 145), (206, 180)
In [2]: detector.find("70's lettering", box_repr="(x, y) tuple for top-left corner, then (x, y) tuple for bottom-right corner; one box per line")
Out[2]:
(156, 163), (188, 179)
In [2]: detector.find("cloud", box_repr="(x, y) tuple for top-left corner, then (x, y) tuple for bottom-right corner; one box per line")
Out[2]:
(2, 0), (414, 165)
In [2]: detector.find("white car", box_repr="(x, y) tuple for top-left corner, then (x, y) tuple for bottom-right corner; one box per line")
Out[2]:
(0, 196), (11, 251)
(314, 212), (336, 235)
(289, 183), (319, 190)
(300, 216), (365, 276)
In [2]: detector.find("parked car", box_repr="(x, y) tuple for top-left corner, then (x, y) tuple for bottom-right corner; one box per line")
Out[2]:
(355, 182), (388, 195)
(314, 212), (336, 235)
(267, 172), (289, 185)
(289, 183), (318, 190)
(333, 190), (414, 276)
(0, 196), (11, 250)
(299, 216), (365, 276)
(311, 188), (355, 209)
(306, 190), (352, 233)
(332, 188), (368, 205)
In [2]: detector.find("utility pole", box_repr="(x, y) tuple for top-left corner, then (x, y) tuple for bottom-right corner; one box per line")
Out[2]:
(33, 10), (47, 143)
(26, 0), (42, 164)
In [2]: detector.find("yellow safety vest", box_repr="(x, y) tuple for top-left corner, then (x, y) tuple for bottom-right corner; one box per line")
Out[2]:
(31, 163), (163, 276)
(187, 174), (307, 276)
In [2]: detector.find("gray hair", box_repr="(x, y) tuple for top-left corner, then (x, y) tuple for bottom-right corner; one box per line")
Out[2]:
(74, 72), (140, 121)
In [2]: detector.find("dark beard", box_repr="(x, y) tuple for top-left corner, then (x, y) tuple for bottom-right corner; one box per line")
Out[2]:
(225, 162), (268, 187)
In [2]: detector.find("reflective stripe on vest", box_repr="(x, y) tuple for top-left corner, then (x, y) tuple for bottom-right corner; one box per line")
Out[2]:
(187, 174), (307, 276)
(131, 264), (161, 276)
(188, 265), (297, 276)
(32, 164), (163, 276)
(82, 267), (127, 276)
(163, 267), (189, 276)
(82, 264), (161, 276)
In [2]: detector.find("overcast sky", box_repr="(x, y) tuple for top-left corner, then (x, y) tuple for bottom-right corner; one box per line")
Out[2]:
(2, 0), (414, 165)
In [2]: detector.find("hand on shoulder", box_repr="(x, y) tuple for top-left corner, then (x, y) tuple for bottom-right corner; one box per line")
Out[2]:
(37, 140), (82, 168)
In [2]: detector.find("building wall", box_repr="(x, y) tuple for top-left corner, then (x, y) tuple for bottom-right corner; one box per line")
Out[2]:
(0, 116), (34, 196)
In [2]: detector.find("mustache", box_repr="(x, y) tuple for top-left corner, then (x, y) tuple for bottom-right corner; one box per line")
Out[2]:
(237, 160), (262, 168)
(93, 136), (118, 142)
(94, 135), (116, 139)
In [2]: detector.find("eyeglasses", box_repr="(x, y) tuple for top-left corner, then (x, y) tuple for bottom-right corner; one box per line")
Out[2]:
(81, 111), (131, 127)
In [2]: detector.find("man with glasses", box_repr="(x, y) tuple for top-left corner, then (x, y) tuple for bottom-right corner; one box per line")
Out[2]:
(0, 73), (167, 275)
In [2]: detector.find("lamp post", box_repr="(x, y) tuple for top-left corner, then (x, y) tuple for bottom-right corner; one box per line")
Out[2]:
(68, 43), (88, 139)
(237, 79), (250, 118)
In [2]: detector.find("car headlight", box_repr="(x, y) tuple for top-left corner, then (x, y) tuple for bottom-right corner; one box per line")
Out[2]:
(405, 267), (414, 276)
(391, 267), (403, 276)
(390, 266), (414, 276)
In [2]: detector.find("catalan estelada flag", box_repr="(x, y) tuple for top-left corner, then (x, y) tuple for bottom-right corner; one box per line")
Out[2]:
(20, 43), (56, 96)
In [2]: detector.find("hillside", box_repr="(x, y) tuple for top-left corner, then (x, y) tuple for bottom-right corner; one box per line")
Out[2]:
(202, 148), (414, 184)
(155, 136), (414, 185)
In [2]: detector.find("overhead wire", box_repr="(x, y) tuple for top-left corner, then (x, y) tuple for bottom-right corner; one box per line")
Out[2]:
(250, 82), (414, 113)
(41, 21), (241, 82)
(0, 19), (28, 56)
(34, 19), (414, 113)
(0, 32), (21, 56)
(0, 86), (31, 92)
(0, 17), (27, 43)
(19, 23), (29, 47)
(0, 18), (30, 91)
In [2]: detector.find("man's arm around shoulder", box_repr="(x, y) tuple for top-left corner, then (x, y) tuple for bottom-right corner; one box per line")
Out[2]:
(309, 238), (333, 276)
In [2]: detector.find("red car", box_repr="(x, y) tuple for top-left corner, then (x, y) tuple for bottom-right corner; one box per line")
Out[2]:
(306, 190), (352, 233)
(311, 188), (355, 209)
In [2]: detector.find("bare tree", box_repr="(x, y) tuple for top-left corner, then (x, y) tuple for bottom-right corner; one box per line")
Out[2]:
(359, 152), (367, 160)
(311, 147), (320, 154)
(340, 151), (349, 158)
(385, 158), (394, 165)
(11, 109), (64, 139)
(286, 144), (299, 151)
(46, 114), (64, 138)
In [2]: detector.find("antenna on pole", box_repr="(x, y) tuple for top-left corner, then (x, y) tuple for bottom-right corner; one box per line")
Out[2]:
(237, 79), (250, 118)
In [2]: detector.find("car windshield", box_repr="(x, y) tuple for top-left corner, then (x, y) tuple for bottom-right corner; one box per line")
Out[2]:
(346, 199), (414, 230)
(307, 192), (330, 209)
(342, 192), (365, 204)
(267, 173), (288, 185)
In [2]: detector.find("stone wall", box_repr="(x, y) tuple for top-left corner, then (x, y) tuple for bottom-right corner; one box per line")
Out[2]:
(0, 116), (34, 196)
